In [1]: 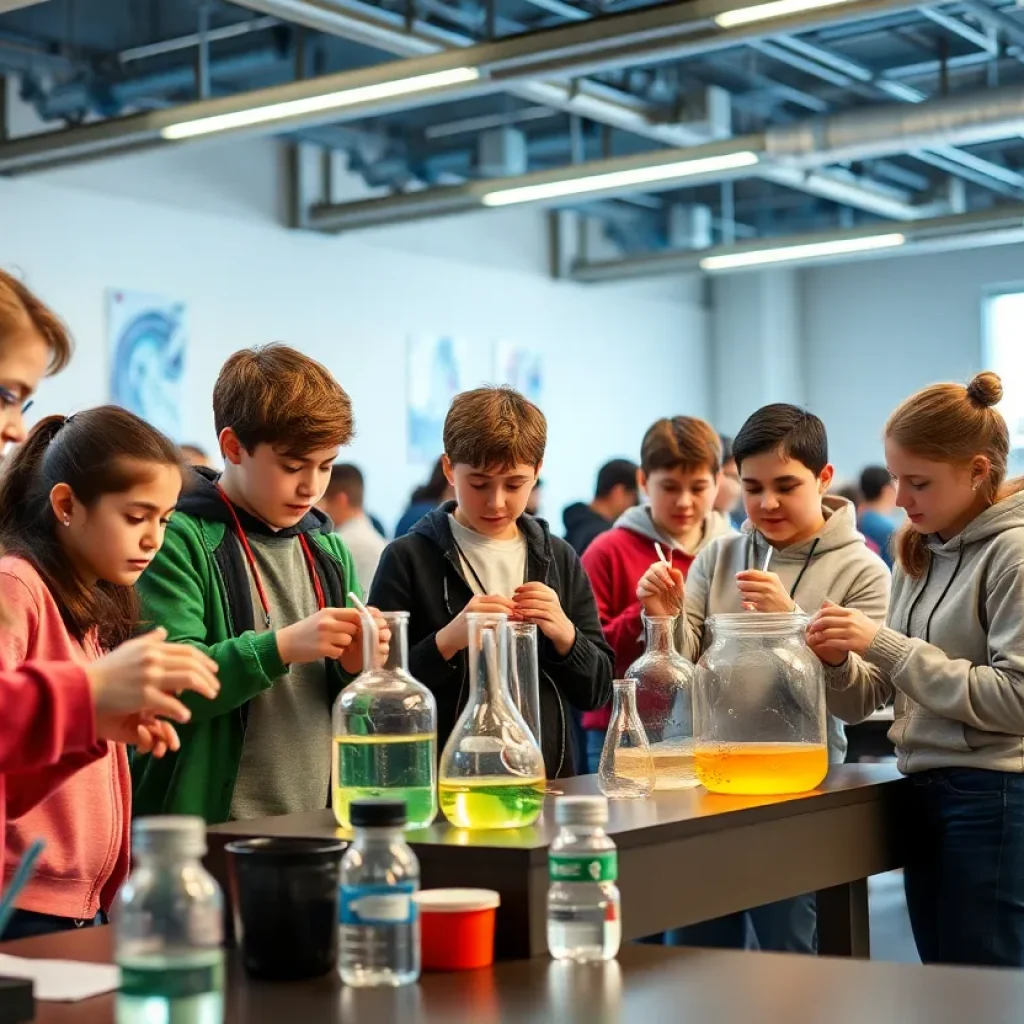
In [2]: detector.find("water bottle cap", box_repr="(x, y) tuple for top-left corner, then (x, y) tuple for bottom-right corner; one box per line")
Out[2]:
(555, 796), (608, 826)
(133, 815), (207, 856)
(350, 798), (407, 828)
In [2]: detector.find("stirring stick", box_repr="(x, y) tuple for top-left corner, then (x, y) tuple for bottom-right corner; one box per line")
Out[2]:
(0, 839), (44, 939)
(761, 546), (774, 572)
(654, 542), (670, 566)
(348, 591), (379, 671)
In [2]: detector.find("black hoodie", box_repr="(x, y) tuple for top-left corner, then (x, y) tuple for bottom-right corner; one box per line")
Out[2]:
(562, 502), (613, 556)
(368, 502), (614, 778)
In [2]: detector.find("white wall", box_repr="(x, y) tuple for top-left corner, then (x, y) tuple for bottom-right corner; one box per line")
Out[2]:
(1, 138), (709, 531)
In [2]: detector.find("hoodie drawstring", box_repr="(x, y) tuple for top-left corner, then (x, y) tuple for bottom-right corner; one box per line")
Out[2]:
(748, 534), (820, 604)
(904, 546), (964, 644)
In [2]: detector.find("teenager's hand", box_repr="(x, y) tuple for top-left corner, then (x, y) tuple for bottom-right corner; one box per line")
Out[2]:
(133, 719), (182, 758)
(636, 563), (684, 618)
(277, 608), (359, 665)
(806, 600), (880, 658)
(513, 583), (576, 656)
(339, 607), (391, 676)
(86, 629), (220, 726)
(435, 595), (518, 662)
(735, 570), (795, 613)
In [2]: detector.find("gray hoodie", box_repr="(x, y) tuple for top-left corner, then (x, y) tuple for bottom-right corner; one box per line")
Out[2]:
(613, 504), (735, 556)
(826, 490), (1024, 774)
(678, 496), (891, 762)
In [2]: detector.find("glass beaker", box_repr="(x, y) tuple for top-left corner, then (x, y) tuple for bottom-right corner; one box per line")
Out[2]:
(625, 615), (697, 790)
(438, 613), (547, 830)
(507, 621), (542, 747)
(598, 680), (655, 800)
(693, 613), (828, 796)
(332, 611), (438, 830)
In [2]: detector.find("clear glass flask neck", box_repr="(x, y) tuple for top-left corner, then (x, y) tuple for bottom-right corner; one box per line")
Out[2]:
(643, 615), (677, 654)
(467, 613), (512, 707)
(362, 611), (410, 673)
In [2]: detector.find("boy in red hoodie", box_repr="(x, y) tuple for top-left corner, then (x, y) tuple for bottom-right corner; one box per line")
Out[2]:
(580, 417), (734, 771)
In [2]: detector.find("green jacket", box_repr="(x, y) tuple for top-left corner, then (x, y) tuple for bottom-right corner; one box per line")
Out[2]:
(133, 469), (359, 823)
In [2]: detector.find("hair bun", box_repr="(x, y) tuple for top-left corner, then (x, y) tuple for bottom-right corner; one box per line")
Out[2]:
(967, 371), (1003, 408)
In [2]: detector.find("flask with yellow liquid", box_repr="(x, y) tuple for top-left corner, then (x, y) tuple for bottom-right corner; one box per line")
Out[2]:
(438, 613), (547, 830)
(693, 613), (828, 796)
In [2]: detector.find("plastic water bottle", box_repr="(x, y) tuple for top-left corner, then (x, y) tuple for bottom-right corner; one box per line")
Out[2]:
(339, 799), (420, 987)
(547, 795), (621, 962)
(114, 816), (224, 1024)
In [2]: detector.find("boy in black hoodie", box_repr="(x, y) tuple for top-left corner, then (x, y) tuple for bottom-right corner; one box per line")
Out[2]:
(369, 386), (613, 777)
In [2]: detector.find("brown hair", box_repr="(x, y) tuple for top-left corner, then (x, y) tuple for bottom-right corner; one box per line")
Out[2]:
(213, 344), (353, 457)
(326, 463), (364, 508)
(444, 386), (547, 469)
(0, 270), (73, 374)
(0, 407), (185, 648)
(886, 371), (1021, 577)
(641, 417), (722, 477)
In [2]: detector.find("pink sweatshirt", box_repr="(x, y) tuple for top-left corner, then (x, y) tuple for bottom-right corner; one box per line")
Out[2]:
(0, 556), (131, 919)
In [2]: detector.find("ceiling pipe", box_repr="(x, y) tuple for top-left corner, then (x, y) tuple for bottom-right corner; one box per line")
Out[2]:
(568, 204), (1024, 280)
(305, 83), (1024, 231)
(0, 0), (923, 177)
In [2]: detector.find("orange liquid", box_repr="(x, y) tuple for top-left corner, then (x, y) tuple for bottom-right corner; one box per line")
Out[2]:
(694, 742), (828, 796)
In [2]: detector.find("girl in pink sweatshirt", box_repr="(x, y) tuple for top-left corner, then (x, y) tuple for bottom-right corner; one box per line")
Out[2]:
(0, 406), (196, 938)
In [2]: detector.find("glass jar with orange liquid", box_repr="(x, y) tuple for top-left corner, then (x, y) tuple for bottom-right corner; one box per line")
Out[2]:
(693, 613), (828, 796)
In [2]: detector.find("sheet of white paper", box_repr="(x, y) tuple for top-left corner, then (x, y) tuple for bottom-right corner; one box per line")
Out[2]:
(0, 953), (120, 1002)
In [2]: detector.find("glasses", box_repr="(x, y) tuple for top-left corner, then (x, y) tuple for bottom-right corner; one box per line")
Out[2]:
(0, 387), (33, 414)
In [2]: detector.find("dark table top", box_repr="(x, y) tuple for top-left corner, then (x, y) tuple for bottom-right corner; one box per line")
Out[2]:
(208, 764), (906, 860)
(11, 925), (1024, 1024)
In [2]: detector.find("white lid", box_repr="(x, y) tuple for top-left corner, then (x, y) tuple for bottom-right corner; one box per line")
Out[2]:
(555, 795), (608, 826)
(414, 888), (501, 913)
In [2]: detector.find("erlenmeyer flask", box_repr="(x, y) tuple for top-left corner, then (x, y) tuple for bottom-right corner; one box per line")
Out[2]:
(438, 613), (547, 830)
(598, 680), (655, 800)
(332, 611), (438, 829)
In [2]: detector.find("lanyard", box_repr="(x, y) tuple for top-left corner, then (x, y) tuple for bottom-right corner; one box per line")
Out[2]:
(215, 484), (325, 628)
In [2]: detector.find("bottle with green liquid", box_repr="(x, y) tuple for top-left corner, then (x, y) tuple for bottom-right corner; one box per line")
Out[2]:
(332, 610), (438, 830)
(438, 613), (547, 830)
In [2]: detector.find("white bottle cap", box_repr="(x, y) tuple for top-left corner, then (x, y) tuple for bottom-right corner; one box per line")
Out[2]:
(555, 795), (608, 827)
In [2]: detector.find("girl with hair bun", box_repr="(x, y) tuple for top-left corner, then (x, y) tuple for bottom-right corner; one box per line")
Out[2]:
(808, 371), (1024, 967)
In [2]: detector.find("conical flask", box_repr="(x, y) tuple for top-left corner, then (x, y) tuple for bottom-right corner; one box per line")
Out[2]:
(438, 613), (547, 830)
(626, 615), (698, 790)
(331, 610), (438, 829)
(598, 680), (655, 800)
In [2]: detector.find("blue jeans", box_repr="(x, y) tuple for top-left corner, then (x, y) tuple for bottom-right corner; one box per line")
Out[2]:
(665, 895), (817, 954)
(585, 729), (605, 775)
(2, 908), (106, 941)
(904, 768), (1024, 967)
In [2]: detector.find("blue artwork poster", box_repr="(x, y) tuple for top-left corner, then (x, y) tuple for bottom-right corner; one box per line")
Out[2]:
(107, 289), (186, 441)
(495, 341), (543, 406)
(406, 335), (465, 463)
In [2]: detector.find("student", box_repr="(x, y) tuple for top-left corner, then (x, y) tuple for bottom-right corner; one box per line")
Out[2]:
(562, 458), (640, 556)
(370, 386), (613, 778)
(318, 464), (387, 594)
(395, 457), (455, 538)
(858, 465), (899, 567)
(134, 344), (387, 824)
(0, 408), (221, 939)
(638, 403), (889, 954)
(715, 435), (744, 529)
(180, 444), (214, 470)
(579, 418), (733, 771)
(808, 373), (1024, 968)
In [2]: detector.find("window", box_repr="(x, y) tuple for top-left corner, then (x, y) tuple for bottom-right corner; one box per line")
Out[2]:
(983, 290), (1024, 452)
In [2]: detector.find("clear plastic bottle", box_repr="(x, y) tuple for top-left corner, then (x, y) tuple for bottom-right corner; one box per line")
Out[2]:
(598, 679), (655, 799)
(339, 799), (420, 988)
(114, 817), (224, 1024)
(547, 796), (621, 963)
(332, 610), (437, 830)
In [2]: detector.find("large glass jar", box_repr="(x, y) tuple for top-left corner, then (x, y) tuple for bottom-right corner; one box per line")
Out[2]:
(332, 611), (438, 830)
(625, 615), (697, 790)
(693, 613), (828, 796)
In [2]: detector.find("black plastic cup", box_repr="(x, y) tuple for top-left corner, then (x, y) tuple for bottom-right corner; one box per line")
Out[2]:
(225, 837), (346, 981)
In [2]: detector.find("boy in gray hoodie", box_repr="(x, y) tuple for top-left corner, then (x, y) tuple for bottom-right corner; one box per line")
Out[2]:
(639, 403), (890, 955)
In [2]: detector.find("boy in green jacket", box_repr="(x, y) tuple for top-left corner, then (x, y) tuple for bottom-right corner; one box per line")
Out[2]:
(134, 344), (387, 823)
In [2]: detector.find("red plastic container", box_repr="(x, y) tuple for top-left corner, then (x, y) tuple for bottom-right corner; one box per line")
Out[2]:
(415, 889), (501, 971)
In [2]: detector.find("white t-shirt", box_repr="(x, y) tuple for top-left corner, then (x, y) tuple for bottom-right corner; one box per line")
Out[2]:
(448, 514), (527, 598)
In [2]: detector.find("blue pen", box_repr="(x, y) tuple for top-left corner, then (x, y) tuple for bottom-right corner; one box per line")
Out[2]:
(0, 838), (45, 939)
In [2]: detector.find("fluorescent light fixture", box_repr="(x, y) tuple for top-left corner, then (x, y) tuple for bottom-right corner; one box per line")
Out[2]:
(700, 232), (906, 270)
(161, 67), (480, 140)
(481, 151), (759, 207)
(714, 0), (856, 28)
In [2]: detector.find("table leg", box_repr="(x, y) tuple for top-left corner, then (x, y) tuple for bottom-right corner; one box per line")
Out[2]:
(816, 879), (870, 959)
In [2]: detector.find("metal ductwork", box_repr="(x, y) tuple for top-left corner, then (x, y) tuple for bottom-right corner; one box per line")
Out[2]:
(568, 205), (1024, 280)
(304, 83), (1024, 231)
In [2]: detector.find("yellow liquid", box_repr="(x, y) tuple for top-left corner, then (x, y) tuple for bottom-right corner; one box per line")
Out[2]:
(438, 776), (546, 830)
(694, 742), (828, 796)
(614, 739), (698, 790)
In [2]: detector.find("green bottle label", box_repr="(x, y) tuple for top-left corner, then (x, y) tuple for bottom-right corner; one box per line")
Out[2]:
(549, 851), (617, 883)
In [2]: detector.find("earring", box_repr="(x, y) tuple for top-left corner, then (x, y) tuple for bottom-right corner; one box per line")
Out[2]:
(972, 483), (980, 492)
(62, 515), (70, 527)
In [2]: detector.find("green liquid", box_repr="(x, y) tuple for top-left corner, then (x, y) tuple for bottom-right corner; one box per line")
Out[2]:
(333, 733), (436, 829)
(117, 951), (223, 1024)
(439, 776), (546, 830)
